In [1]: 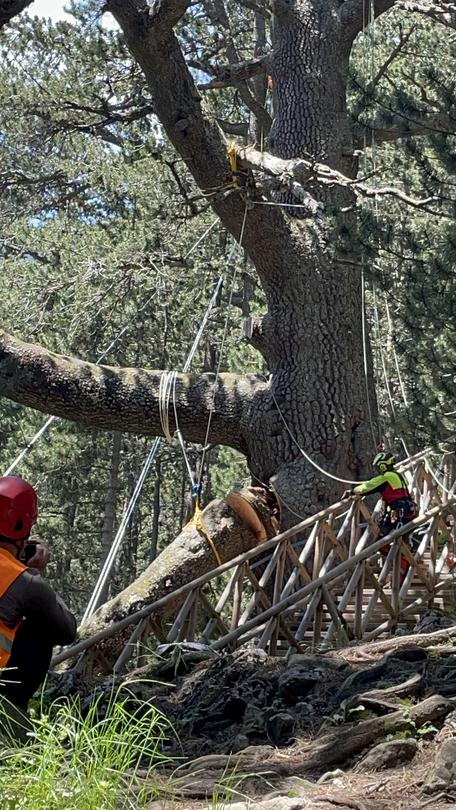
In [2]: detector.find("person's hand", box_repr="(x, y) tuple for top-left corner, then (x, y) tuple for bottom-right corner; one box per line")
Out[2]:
(26, 540), (50, 572)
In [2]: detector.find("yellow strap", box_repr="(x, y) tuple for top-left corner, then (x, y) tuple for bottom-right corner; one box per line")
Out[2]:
(201, 145), (239, 197)
(194, 498), (222, 566)
(227, 143), (239, 187)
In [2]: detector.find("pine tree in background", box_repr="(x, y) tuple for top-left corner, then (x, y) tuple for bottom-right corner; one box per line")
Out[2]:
(349, 14), (455, 451)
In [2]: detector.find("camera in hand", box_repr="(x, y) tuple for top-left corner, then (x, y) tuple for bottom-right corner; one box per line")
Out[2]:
(23, 540), (38, 564)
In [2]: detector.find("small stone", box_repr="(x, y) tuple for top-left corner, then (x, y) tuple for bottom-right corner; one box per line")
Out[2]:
(317, 768), (345, 784)
(355, 738), (418, 772)
(225, 799), (315, 810)
(295, 701), (312, 715)
(278, 668), (319, 703)
(267, 712), (295, 745)
(425, 737), (456, 793)
(231, 733), (249, 753)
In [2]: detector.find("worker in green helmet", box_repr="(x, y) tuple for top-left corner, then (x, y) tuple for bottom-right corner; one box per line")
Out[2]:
(342, 450), (417, 579)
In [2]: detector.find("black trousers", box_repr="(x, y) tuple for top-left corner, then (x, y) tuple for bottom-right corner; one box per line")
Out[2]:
(0, 621), (53, 711)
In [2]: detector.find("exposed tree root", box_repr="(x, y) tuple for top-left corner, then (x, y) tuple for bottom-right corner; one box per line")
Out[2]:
(335, 627), (456, 664)
(154, 695), (453, 798)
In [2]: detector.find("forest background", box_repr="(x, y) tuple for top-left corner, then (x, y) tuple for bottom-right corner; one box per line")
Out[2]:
(0, 0), (454, 621)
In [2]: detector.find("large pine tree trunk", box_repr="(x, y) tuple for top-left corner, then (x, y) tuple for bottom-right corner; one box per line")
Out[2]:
(237, 1), (375, 522)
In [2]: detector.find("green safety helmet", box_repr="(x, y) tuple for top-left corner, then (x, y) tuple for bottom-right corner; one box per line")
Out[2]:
(373, 451), (395, 472)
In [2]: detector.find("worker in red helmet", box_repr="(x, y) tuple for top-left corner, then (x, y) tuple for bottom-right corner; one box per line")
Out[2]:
(0, 476), (76, 719)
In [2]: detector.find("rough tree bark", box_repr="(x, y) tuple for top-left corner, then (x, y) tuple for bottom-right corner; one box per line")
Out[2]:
(1, 0), (443, 633)
(76, 487), (274, 662)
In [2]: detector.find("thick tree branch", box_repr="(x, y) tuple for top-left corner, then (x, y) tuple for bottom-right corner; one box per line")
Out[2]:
(341, 0), (456, 38)
(105, 0), (286, 276)
(364, 25), (416, 95)
(0, 330), (262, 453)
(340, 0), (397, 39)
(201, 0), (272, 134)
(0, 0), (33, 28)
(396, 0), (456, 27)
(215, 118), (248, 137)
(146, 0), (191, 36)
(354, 108), (455, 147)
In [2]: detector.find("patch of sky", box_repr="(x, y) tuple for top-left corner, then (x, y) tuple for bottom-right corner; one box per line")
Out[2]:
(28, 0), (118, 29)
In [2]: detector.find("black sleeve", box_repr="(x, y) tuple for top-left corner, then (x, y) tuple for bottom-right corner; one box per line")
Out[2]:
(19, 574), (77, 646)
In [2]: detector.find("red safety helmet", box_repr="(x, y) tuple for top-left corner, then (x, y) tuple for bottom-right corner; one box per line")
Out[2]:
(0, 476), (38, 541)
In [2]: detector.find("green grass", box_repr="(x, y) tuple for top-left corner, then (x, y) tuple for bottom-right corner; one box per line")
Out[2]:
(0, 683), (173, 810)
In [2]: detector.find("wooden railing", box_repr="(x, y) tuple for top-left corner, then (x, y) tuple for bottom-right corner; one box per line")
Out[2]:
(52, 452), (456, 674)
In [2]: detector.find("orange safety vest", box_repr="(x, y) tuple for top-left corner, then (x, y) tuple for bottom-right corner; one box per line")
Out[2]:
(0, 547), (26, 668)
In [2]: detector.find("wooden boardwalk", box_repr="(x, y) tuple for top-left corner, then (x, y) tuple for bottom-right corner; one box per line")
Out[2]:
(53, 448), (456, 674)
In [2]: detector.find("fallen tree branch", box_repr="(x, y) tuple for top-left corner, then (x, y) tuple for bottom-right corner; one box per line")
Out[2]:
(354, 108), (455, 147)
(0, 330), (256, 451)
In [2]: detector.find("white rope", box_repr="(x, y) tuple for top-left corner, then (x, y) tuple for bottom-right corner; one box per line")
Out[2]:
(372, 283), (396, 420)
(184, 218), (218, 259)
(183, 276), (224, 374)
(384, 293), (409, 407)
(158, 370), (176, 443)
(172, 370), (196, 488)
(269, 385), (360, 485)
(156, 274), (225, 490)
(81, 437), (161, 624)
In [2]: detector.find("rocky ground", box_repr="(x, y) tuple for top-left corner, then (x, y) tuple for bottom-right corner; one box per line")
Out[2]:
(49, 611), (456, 809)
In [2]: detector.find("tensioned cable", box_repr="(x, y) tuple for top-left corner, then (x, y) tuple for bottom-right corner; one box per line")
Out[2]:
(377, 281), (453, 492)
(81, 436), (161, 624)
(372, 283), (396, 420)
(3, 289), (158, 477)
(158, 273), (226, 488)
(267, 383), (360, 485)
(384, 293), (409, 408)
(82, 272), (226, 623)
(197, 205), (249, 485)
(184, 218), (218, 259)
(361, 264), (378, 445)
